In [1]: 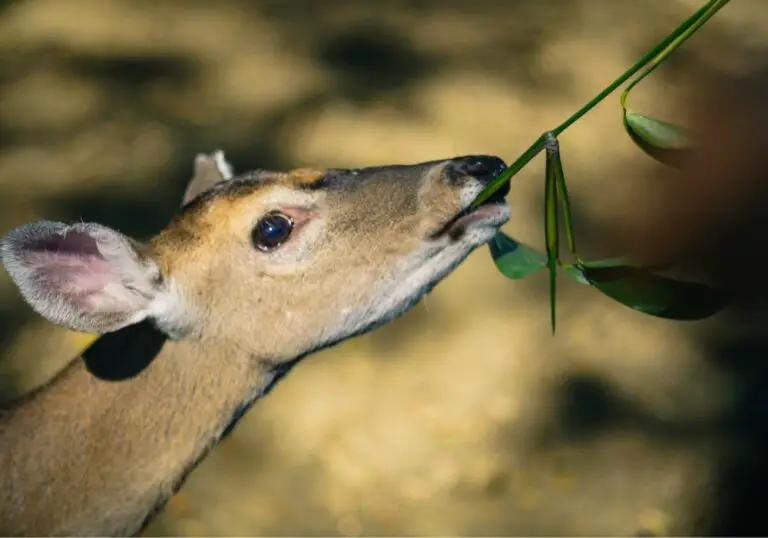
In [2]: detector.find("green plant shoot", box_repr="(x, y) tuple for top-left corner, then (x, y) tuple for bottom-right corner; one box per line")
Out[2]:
(484, 0), (731, 332)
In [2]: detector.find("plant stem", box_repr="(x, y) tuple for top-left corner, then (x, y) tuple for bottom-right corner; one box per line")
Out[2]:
(553, 0), (721, 136)
(471, 0), (726, 207)
(621, 0), (730, 108)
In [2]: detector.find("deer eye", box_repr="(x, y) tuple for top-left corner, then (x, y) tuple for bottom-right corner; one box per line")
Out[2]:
(252, 212), (294, 251)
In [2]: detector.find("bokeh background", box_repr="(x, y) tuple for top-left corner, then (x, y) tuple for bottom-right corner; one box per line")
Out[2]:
(2, 0), (768, 535)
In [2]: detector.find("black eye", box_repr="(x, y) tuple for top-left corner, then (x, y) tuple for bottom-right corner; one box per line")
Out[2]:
(251, 212), (294, 251)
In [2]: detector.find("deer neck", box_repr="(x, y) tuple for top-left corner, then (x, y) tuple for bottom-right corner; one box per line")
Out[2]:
(0, 321), (289, 536)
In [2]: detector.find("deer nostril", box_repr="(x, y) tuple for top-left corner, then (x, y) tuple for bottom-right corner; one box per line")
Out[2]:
(449, 155), (507, 185)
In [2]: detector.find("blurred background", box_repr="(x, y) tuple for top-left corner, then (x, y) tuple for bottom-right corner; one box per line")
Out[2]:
(2, 0), (768, 535)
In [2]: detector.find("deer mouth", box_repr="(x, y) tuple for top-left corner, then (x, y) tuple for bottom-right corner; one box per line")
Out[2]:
(431, 182), (511, 240)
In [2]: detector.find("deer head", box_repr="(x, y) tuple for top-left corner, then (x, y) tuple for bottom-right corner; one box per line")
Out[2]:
(1, 152), (510, 367)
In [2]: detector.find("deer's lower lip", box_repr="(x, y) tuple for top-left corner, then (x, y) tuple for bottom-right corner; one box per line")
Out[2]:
(445, 202), (509, 239)
(429, 182), (511, 240)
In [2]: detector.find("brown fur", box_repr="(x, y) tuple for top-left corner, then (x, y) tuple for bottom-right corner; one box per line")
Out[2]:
(0, 152), (508, 536)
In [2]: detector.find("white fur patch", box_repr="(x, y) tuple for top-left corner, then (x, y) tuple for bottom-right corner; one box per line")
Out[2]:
(258, 186), (319, 208)
(146, 279), (188, 337)
(212, 150), (234, 180)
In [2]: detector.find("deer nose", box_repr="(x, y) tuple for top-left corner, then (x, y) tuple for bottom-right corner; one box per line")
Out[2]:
(447, 155), (507, 185)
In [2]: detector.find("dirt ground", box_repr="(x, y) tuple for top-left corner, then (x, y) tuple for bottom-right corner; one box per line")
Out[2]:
(1, 0), (768, 535)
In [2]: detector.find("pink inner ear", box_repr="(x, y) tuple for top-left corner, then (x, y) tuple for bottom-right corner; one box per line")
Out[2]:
(28, 230), (103, 258)
(23, 231), (117, 296)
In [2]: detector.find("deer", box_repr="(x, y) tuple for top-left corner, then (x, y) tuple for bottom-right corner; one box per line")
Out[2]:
(0, 150), (510, 536)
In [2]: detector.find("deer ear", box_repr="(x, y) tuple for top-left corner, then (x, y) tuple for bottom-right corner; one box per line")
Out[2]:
(182, 150), (234, 206)
(0, 221), (169, 334)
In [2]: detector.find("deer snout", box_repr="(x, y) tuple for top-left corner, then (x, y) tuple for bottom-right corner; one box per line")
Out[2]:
(441, 154), (511, 210)
(445, 155), (507, 187)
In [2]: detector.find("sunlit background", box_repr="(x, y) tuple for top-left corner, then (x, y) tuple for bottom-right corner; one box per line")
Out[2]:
(1, 0), (767, 535)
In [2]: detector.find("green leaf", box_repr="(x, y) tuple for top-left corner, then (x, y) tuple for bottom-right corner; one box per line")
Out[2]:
(563, 259), (726, 321)
(623, 110), (690, 168)
(549, 139), (579, 261)
(544, 147), (560, 333)
(489, 232), (547, 279)
(566, 257), (672, 272)
(624, 111), (688, 149)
